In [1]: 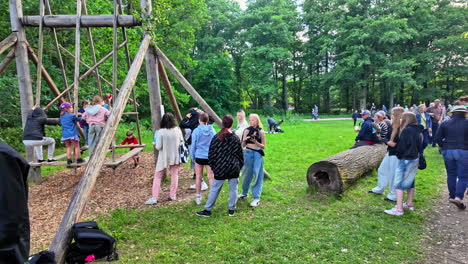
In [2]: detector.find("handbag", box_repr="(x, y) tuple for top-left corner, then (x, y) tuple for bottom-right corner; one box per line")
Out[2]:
(418, 153), (426, 170)
(179, 141), (189, 163)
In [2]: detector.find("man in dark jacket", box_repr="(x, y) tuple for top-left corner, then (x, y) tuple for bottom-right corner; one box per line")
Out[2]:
(351, 110), (379, 149)
(435, 105), (467, 209)
(22, 107), (60, 162)
(0, 141), (30, 263)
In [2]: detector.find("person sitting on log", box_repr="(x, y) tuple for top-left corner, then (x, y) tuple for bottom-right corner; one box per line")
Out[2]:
(22, 107), (60, 162)
(369, 107), (404, 202)
(350, 110), (379, 149)
(120, 130), (140, 169)
(384, 112), (423, 216)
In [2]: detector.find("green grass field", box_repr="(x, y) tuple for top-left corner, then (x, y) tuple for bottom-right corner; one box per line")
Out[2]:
(86, 119), (446, 263)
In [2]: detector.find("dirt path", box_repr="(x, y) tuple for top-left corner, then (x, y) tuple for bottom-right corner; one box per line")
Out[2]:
(28, 152), (200, 253)
(423, 188), (468, 264)
(304, 118), (352, 121)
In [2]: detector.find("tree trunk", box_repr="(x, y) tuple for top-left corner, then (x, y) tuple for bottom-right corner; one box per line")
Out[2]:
(389, 82), (394, 108)
(359, 84), (367, 110)
(282, 62), (287, 112)
(307, 144), (387, 193)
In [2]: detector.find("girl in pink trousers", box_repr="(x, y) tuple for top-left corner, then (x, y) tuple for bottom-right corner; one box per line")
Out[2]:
(145, 113), (184, 205)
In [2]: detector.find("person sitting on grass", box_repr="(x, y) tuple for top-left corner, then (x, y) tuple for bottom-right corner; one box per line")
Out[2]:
(145, 113), (184, 205)
(190, 112), (216, 205)
(197, 115), (244, 217)
(435, 105), (467, 210)
(82, 96), (110, 156)
(120, 130), (140, 169)
(350, 110), (379, 149)
(384, 112), (423, 216)
(22, 107), (60, 163)
(59, 102), (85, 166)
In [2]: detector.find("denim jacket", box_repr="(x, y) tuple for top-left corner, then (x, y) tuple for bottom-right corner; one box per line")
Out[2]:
(416, 112), (432, 130)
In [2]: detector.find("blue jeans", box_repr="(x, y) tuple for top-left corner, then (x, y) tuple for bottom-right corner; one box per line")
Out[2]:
(241, 149), (264, 199)
(83, 125), (89, 145)
(430, 122), (439, 146)
(204, 178), (238, 211)
(421, 129), (429, 152)
(442, 149), (468, 200)
(394, 159), (418, 190)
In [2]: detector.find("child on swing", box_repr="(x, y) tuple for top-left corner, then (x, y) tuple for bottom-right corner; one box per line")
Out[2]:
(120, 130), (140, 168)
(59, 102), (85, 166)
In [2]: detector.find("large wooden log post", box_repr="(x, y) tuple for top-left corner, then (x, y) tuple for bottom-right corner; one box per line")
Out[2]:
(49, 35), (151, 264)
(154, 46), (222, 127)
(307, 144), (387, 193)
(10, 0), (41, 183)
(22, 15), (140, 27)
(158, 62), (183, 123)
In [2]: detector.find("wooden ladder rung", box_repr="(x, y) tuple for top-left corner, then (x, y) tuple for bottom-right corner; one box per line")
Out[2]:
(122, 112), (139, 115)
(113, 144), (146, 149)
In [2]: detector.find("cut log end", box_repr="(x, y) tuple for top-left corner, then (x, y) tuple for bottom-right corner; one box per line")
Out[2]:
(307, 161), (343, 193)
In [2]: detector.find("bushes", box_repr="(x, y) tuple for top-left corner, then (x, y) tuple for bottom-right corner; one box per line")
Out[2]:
(0, 126), (64, 153)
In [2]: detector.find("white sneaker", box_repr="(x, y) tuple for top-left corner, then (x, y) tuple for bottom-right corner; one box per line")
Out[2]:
(189, 184), (196, 190)
(144, 197), (157, 205)
(201, 181), (209, 191)
(195, 195), (202, 205)
(384, 207), (403, 216)
(250, 199), (260, 207)
(238, 193), (247, 199)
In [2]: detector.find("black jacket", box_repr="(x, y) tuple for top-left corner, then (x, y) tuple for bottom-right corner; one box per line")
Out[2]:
(22, 108), (60, 140)
(396, 124), (423, 160)
(208, 132), (244, 180)
(435, 114), (468, 150)
(356, 117), (378, 143)
(0, 141), (30, 264)
(386, 126), (400, 156)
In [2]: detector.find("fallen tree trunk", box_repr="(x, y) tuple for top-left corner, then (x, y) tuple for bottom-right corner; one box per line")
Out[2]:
(307, 144), (387, 193)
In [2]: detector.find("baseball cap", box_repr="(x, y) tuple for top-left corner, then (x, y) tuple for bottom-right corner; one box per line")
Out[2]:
(59, 102), (73, 110)
(434, 99), (441, 103)
(362, 110), (371, 116)
(450, 105), (467, 113)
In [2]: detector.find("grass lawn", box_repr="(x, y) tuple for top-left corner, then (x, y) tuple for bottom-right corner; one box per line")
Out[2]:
(90, 119), (445, 263)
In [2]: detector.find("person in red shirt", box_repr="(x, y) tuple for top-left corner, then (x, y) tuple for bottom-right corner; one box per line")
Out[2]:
(120, 130), (140, 168)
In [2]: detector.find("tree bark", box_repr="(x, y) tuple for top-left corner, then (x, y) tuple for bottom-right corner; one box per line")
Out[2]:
(307, 144), (387, 193)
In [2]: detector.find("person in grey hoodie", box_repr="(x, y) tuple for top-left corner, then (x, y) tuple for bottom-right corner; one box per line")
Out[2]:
(190, 112), (216, 205)
(82, 96), (110, 155)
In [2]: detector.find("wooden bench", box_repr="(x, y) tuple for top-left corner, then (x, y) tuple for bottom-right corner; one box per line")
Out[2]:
(104, 145), (145, 169)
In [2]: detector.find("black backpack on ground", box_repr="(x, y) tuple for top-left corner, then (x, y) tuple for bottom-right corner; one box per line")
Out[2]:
(65, 221), (118, 264)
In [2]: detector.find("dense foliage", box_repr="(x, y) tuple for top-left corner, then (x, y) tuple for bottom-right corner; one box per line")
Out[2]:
(0, 0), (466, 128)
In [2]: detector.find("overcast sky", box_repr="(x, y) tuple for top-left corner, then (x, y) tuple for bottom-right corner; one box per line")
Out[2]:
(236, 0), (247, 10)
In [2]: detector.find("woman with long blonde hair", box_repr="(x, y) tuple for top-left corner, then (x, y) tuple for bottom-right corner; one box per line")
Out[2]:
(385, 112), (423, 216)
(238, 114), (266, 207)
(369, 107), (404, 201)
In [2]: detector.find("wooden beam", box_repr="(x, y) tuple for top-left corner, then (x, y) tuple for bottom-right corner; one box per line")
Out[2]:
(43, 41), (128, 110)
(34, 0), (45, 106)
(146, 47), (162, 132)
(154, 46), (222, 127)
(22, 15), (141, 28)
(112, 0), (118, 105)
(0, 48), (15, 74)
(82, 0), (102, 96)
(0, 33), (17, 56)
(49, 34), (151, 264)
(158, 62), (182, 123)
(44, 0), (70, 100)
(26, 43), (65, 104)
(9, 0), (41, 183)
(73, 0), (82, 115)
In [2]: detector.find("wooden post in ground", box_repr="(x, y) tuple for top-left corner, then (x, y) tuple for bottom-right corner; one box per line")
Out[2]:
(34, 0), (45, 106)
(146, 47), (162, 166)
(154, 46), (222, 127)
(49, 35), (151, 264)
(158, 62), (182, 123)
(73, 0), (82, 116)
(9, 0), (41, 183)
(82, 0), (102, 96)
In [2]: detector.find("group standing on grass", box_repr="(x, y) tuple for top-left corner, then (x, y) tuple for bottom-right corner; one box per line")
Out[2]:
(144, 108), (266, 217)
(362, 96), (468, 215)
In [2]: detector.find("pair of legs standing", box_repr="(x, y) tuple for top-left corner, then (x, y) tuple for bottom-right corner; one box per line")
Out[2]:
(64, 139), (83, 164)
(370, 153), (398, 201)
(240, 149), (264, 207)
(195, 159), (214, 204)
(442, 149), (467, 209)
(147, 165), (180, 204)
(88, 124), (104, 155)
(199, 178), (238, 216)
(22, 137), (56, 161)
(385, 159), (418, 216)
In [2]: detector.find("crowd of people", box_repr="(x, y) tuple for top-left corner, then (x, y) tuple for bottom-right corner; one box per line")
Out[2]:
(353, 96), (467, 215)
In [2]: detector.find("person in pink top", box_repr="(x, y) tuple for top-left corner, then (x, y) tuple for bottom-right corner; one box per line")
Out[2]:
(82, 95), (110, 155)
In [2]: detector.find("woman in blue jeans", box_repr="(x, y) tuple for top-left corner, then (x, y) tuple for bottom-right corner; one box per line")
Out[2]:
(238, 114), (266, 207)
(435, 105), (467, 210)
